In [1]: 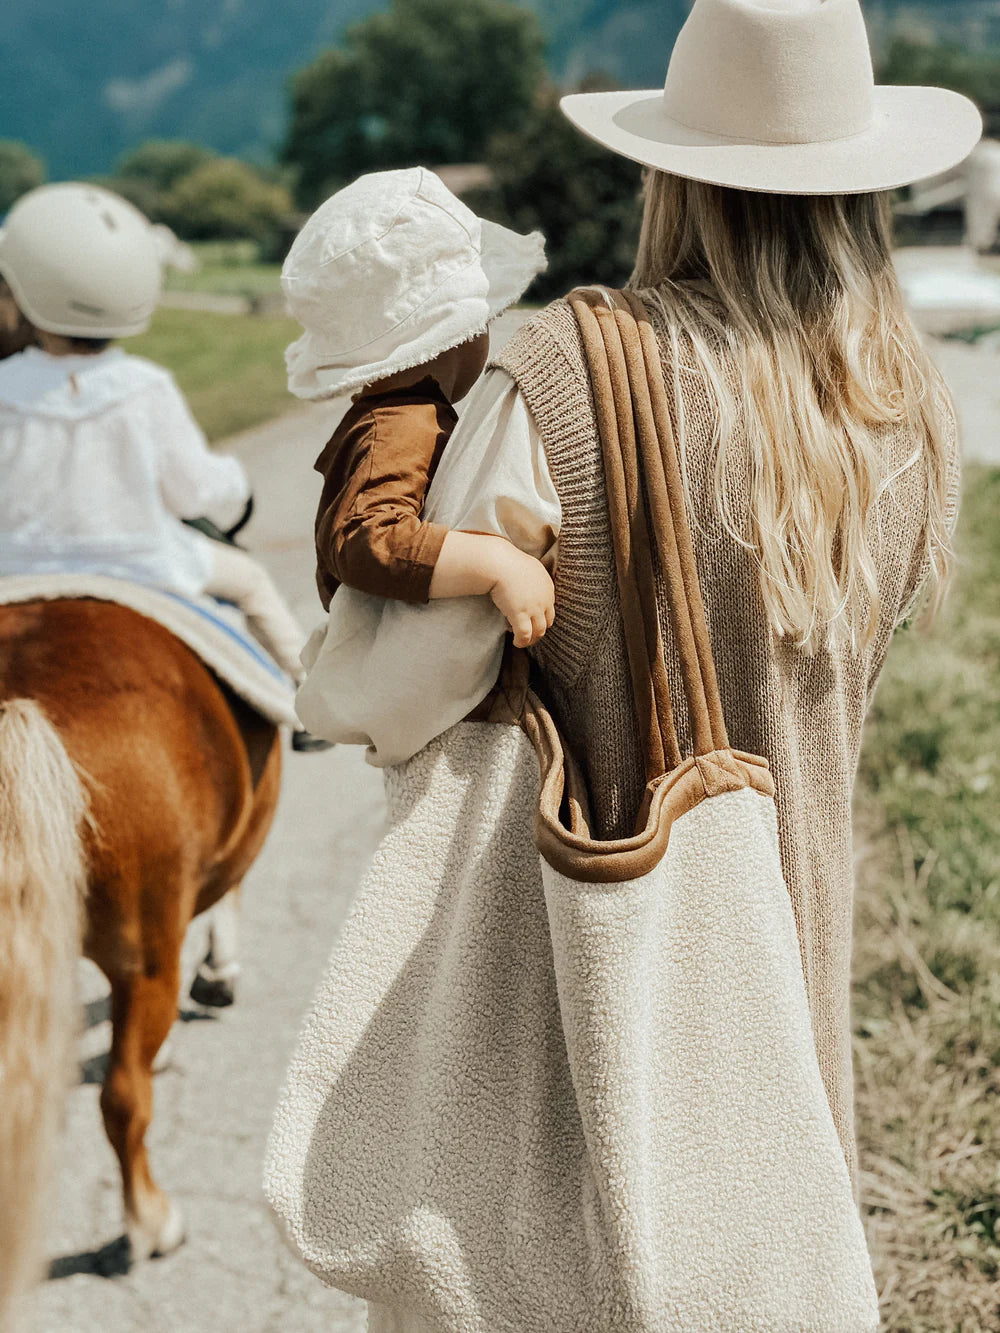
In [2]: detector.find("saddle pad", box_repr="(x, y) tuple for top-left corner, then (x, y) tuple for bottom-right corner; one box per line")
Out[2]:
(0, 572), (299, 728)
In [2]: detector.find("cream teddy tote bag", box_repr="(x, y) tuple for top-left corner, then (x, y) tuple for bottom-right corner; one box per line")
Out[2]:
(264, 289), (880, 1333)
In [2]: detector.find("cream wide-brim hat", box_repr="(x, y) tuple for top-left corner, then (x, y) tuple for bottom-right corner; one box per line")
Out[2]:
(561, 0), (983, 196)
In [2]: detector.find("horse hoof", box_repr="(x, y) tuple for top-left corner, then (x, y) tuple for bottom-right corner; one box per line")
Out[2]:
(127, 1198), (185, 1263)
(189, 963), (237, 1009)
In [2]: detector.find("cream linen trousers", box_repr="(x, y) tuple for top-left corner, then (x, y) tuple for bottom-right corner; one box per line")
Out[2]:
(197, 535), (306, 682)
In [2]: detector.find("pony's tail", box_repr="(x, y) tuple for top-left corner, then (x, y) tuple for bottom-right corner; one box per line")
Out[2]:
(0, 701), (87, 1332)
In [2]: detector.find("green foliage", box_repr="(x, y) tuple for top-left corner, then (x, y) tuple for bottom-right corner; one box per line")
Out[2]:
(102, 141), (293, 252)
(878, 35), (1000, 133)
(128, 307), (299, 442)
(283, 0), (545, 206)
(473, 86), (643, 302)
(89, 172), (163, 220)
(861, 466), (1000, 924)
(155, 158), (293, 252)
(116, 140), (214, 193)
(0, 140), (45, 214)
(853, 465), (1000, 1328)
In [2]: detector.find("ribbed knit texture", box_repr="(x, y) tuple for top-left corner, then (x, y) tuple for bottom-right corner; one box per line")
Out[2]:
(494, 294), (960, 1198)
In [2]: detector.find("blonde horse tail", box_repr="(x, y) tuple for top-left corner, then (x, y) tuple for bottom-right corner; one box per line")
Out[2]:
(0, 700), (87, 1332)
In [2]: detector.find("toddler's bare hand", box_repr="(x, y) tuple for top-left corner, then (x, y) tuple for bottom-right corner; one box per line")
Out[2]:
(489, 546), (555, 648)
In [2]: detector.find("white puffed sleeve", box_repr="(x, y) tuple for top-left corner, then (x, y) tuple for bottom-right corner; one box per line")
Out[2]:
(295, 367), (561, 765)
(152, 373), (252, 532)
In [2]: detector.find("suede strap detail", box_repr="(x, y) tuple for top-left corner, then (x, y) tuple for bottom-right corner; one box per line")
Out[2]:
(475, 287), (774, 884)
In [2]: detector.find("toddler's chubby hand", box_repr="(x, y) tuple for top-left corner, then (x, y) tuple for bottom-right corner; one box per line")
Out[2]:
(428, 529), (555, 645)
(488, 544), (555, 648)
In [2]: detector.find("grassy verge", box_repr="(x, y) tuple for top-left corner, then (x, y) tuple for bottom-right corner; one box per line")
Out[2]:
(162, 240), (282, 299)
(129, 306), (299, 441)
(855, 465), (1000, 1332)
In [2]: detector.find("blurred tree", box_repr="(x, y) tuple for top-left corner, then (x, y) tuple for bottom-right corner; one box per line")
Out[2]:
(93, 173), (163, 219)
(159, 158), (293, 253)
(878, 36), (1000, 135)
(99, 142), (217, 221)
(473, 84), (643, 302)
(283, 0), (545, 206)
(0, 141), (45, 214)
(116, 141), (215, 193)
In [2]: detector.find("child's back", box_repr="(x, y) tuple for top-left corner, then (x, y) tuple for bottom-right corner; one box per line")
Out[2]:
(0, 344), (248, 596)
(0, 184), (332, 749)
(284, 168), (555, 652)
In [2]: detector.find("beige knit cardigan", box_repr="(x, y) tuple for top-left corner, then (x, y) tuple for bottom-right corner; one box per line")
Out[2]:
(494, 293), (960, 1200)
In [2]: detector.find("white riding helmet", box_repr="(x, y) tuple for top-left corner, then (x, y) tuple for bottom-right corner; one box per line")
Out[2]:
(0, 183), (162, 338)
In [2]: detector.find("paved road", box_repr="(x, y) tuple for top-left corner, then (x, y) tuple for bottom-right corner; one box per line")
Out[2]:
(925, 338), (1000, 468)
(29, 311), (533, 1333)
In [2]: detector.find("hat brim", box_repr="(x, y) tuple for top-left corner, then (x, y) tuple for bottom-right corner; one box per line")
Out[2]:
(285, 220), (546, 401)
(560, 85), (983, 196)
(479, 219), (547, 318)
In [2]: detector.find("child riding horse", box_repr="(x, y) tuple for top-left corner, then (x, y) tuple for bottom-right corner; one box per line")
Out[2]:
(0, 183), (297, 1321)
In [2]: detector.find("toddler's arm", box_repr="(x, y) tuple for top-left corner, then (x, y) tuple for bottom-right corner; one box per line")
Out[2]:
(428, 532), (554, 649)
(315, 390), (449, 610)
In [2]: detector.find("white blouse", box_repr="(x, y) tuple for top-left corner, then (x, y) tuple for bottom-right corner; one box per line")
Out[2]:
(0, 346), (250, 597)
(296, 367), (562, 765)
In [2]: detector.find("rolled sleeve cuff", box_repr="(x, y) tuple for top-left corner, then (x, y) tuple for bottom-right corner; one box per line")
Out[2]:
(403, 519), (448, 603)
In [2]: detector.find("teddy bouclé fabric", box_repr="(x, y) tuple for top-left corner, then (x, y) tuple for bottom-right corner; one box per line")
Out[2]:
(264, 720), (879, 1331)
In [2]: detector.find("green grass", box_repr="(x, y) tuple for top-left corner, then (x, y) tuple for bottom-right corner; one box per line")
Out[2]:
(162, 240), (282, 300)
(129, 306), (299, 441)
(854, 465), (1000, 1331)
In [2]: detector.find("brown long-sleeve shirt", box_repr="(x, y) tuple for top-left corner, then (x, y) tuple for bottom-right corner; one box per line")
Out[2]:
(313, 377), (456, 611)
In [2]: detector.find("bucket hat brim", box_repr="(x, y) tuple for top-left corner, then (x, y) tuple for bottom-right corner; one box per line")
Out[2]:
(561, 84), (983, 196)
(285, 218), (545, 401)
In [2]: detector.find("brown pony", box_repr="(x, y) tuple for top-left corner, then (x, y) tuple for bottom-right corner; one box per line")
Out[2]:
(0, 597), (281, 1324)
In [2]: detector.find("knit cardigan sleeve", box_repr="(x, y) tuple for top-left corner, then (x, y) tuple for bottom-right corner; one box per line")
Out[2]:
(294, 367), (562, 767)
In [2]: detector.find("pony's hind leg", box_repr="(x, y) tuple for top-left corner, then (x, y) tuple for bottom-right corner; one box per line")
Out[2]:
(101, 950), (185, 1262)
(190, 885), (242, 1008)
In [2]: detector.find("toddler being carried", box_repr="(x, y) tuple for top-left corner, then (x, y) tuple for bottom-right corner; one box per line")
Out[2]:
(283, 167), (553, 651)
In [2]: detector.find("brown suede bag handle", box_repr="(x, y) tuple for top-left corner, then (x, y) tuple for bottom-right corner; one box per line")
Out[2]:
(568, 287), (729, 769)
(488, 287), (773, 883)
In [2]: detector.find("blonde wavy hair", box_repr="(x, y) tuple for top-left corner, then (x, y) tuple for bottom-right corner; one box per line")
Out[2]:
(629, 171), (955, 652)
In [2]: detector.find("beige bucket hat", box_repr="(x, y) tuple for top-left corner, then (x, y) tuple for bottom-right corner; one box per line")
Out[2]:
(560, 0), (983, 196)
(283, 167), (546, 400)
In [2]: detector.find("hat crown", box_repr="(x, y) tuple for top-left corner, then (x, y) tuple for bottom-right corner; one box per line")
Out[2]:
(663, 0), (875, 146)
(281, 168), (546, 399)
(282, 168), (483, 348)
(281, 167), (483, 354)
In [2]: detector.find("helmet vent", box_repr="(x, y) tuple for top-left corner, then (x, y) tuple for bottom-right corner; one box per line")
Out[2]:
(101, 211), (119, 231)
(69, 300), (105, 316)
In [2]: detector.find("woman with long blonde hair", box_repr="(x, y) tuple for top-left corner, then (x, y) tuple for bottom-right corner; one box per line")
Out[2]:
(269, 1), (981, 1327)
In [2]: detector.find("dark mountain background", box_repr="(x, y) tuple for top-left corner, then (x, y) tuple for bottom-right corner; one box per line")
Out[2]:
(1, 0), (996, 178)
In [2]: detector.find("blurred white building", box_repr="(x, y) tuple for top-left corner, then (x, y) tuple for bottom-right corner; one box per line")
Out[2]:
(896, 138), (1000, 253)
(965, 139), (1000, 253)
